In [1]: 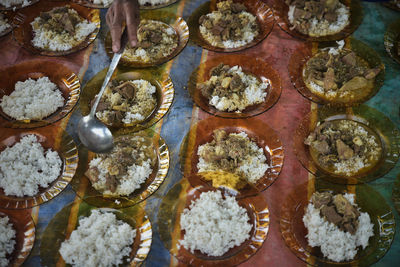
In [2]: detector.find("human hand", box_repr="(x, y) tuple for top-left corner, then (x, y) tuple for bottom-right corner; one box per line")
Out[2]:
(106, 0), (140, 52)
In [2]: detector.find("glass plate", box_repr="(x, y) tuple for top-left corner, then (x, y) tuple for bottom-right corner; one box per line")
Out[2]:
(289, 37), (385, 106)
(40, 201), (152, 266)
(0, 0), (39, 11)
(140, 0), (179, 10)
(187, 0), (274, 52)
(0, 59), (81, 129)
(180, 116), (284, 197)
(384, 18), (400, 65)
(80, 67), (174, 134)
(0, 11), (14, 37)
(280, 180), (395, 266)
(0, 208), (35, 266)
(272, 0), (363, 42)
(392, 173), (400, 215)
(158, 179), (269, 266)
(12, 1), (100, 56)
(104, 12), (189, 68)
(0, 128), (79, 209)
(188, 54), (282, 118)
(71, 129), (170, 208)
(293, 104), (400, 184)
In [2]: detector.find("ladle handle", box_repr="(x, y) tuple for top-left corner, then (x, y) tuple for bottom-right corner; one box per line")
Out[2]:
(90, 29), (129, 117)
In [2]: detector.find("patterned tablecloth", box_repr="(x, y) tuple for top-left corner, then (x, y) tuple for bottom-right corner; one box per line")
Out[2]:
(0, 0), (399, 266)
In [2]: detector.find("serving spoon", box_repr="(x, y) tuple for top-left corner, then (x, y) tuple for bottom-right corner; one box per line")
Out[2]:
(77, 30), (128, 153)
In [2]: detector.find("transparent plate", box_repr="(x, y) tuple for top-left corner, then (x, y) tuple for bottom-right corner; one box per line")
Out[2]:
(0, 128), (78, 209)
(384, 18), (400, 65)
(0, 11), (15, 37)
(12, 1), (100, 56)
(272, 0), (363, 42)
(280, 180), (395, 266)
(187, 0), (274, 52)
(158, 179), (269, 266)
(71, 129), (170, 208)
(289, 37), (385, 106)
(0, 59), (81, 129)
(105, 12), (189, 68)
(0, 208), (35, 267)
(293, 104), (400, 184)
(40, 201), (152, 266)
(0, 0), (39, 11)
(188, 54), (282, 118)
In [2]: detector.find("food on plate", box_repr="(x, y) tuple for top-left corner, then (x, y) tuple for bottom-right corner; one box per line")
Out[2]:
(0, 13), (11, 35)
(303, 191), (374, 262)
(0, 134), (62, 197)
(139, 0), (174, 7)
(94, 79), (157, 126)
(304, 119), (382, 176)
(59, 210), (135, 267)
(31, 6), (97, 51)
(197, 129), (269, 185)
(91, 0), (113, 6)
(199, 0), (259, 48)
(122, 19), (178, 63)
(86, 135), (157, 197)
(0, 0), (31, 8)
(0, 216), (16, 267)
(179, 190), (252, 256)
(198, 63), (268, 112)
(0, 76), (64, 121)
(390, 0), (400, 8)
(286, 0), (350, 37)
(303, 41), (381, 103)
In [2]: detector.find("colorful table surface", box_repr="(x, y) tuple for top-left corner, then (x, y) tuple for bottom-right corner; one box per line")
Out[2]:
(1, 0), (400, 266)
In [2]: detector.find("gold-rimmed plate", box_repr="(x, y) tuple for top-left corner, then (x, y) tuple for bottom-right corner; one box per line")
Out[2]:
(188, 54), (281, 118)
(105, 11), (189, 68)
(180, 116), (284, 197)
(0, 59), (81, 129)
(280, 180), (395, 266)
(293, 104), (400, 184)
(187, 0), (274, 52)
(384, 18), (400, 65)
(0, 208), (35, 267)
(40, 201), (152, 266)
(12, 1), (100, 56)
(158, 179), (269, 266)
(272, 0), (363, 42)
(0, 0), (39, 11)
(80, 68), (174, 134)
(289, 38), (385, 106)
(0, 11), (15, 37)
(71, 129), (170, 208)
(0, 128), (78, 209)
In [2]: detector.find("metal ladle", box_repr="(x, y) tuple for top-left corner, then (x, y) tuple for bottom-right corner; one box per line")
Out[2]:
(77, 30), (128, 153)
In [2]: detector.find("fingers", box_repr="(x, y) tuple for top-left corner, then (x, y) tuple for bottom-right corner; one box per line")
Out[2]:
(125, 2), (140, 47)
(106, 1), (123, 52)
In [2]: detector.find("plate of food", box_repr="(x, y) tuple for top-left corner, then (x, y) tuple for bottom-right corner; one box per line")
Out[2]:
(139, 0), (179, 10)
(12, 1), (100, 56)
(0, 0), (39, 11)
(0, 128), (78, 209)
(180, 116), (284, 197)
(40, 201), (152, 267)
(0, 60), (81, 129)
(273, 0), (363, 42)
(188, 0), (274, 52)
(158, 179), (269, 266)
(188, 54), (281, 118)
(71, 129), (169, 208)
(0, 208), (35, 267)
(105, 11), (188, 68)
(280, 180), (395, 266)
(80, 68), (174, 134)
(0, 11), (14, 37)
(71, 0), (114, 9)
(384, 18), (400, 65)
(383, 0), (400, 12)
(293, 105), (400, 184)
(289, 38), (384, 106)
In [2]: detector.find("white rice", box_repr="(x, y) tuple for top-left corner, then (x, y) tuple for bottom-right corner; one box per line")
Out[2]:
(139, 0), (171, 6)
(0, 76), (64, 120)
(0, 216), (16, 267)
(0, 0), (30, 8)
(303, 193), (374, 262)
(0, 14), (11, 35)
(59, 210), (135, 267)
(179, 190), (251, 257)
(92, 0), (113, 6)
(0, 134), (62, 197)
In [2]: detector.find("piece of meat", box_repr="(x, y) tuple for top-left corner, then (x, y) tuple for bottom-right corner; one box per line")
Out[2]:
(336, 139), (354, 160)
(105, 174), (117, 193)
(119, 83), (135, 99)
(323, 67), (336, 90)
(324, 11), (337, 22)
(341, 52), (357, 66)
(229, 74), (244, 92)
(61, 13), (75, 35)
(149, 32), (162, 43)
(321, 205), (342, 225)
(40, 12), (51, 21)
(96, 101), (109, 112)
(312, 140), (330, 155)
(199, 15), (206, 24)
(364, 67), (381, 79)
(231, 3), (246, 13)
(312, 191), (333, 209)
(343, 222), (357, 234)
(139, 41), (152, 48)
(211, 24), (224, 35)
(339, 76), (368, 92)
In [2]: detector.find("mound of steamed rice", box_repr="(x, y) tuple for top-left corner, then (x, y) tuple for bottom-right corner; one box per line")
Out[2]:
(179, 190), (252, 257)
(0, 134), (62, 197)
(0, 14), (11, 35)
(59, 210), (135, 267)
(0, 76), (64, 121)
(0, 216), (16, 267)
(303, 193), (374, 262)
(0, 0), (31, 8)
